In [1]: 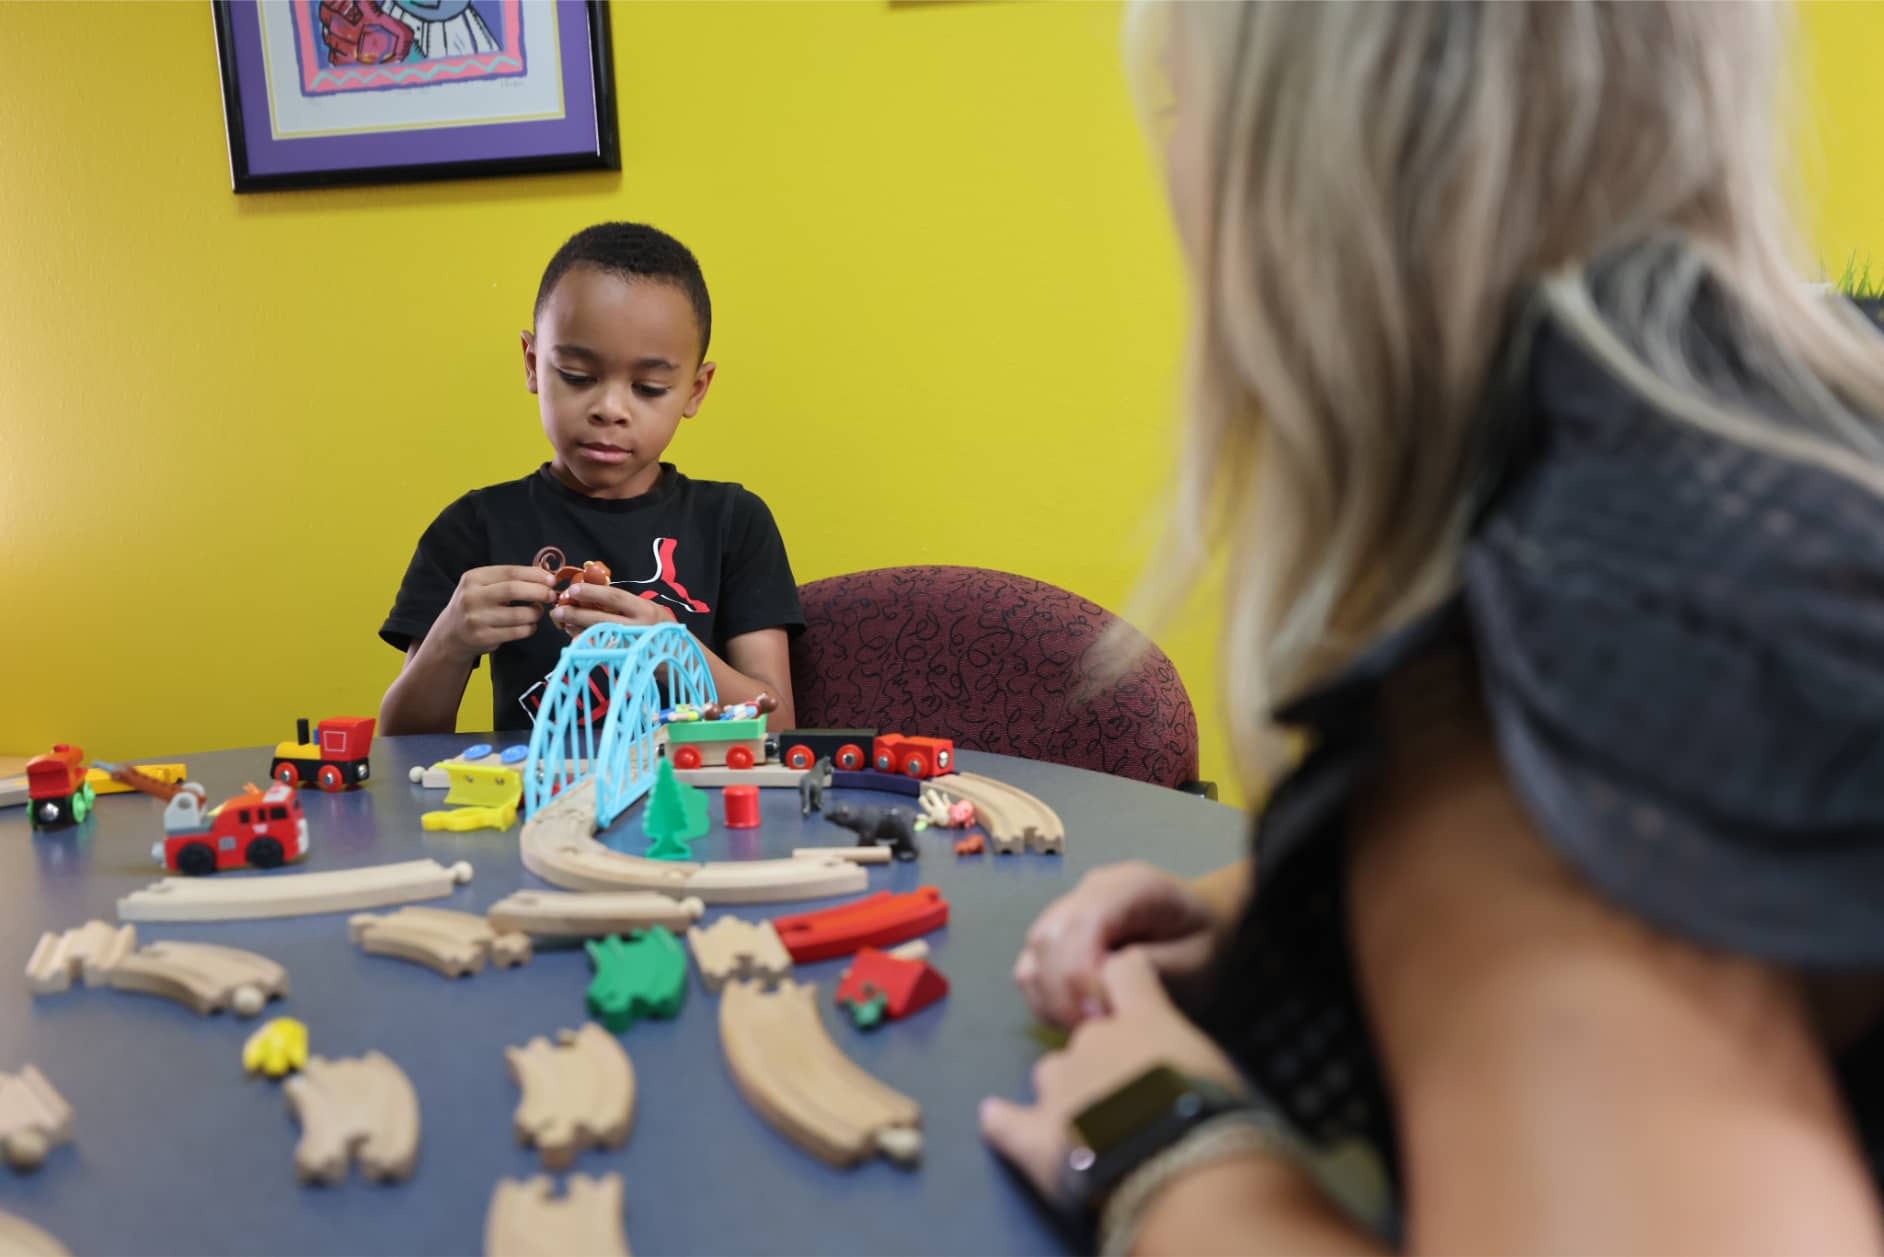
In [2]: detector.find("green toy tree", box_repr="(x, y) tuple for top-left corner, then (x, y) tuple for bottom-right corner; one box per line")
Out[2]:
(642, 759), (708, 859)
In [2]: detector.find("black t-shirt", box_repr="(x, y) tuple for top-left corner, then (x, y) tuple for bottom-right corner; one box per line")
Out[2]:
(381, 463), (804, 730)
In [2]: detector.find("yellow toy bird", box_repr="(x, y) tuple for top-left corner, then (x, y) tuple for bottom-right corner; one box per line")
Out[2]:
(242, 1017), (308, 1078)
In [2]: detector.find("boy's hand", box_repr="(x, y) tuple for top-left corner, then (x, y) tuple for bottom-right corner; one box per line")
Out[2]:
(551, 583), (677, 636)
(431, 565), (556, 662)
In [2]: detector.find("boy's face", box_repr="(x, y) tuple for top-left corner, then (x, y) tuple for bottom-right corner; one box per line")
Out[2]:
(522, 267), (715, 500)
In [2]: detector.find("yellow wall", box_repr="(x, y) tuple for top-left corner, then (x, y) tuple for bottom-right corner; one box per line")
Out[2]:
(1799, 2), (1884, 276)
(0, 1), (1223, 786)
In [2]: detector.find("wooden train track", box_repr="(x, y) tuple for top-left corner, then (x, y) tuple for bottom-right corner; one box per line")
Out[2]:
(487, 890), (705, 939)
(719, 979), (921, 1168)
(27, 922), (287, 1018)
(926, 773), (1065, 854)
(485, 1174), (629, 1257)
(117, 859), (475, 923)
(687, 916), (793, 993)
(349, 908), (533, 978)
(284, 1052), (420, 1184)
(520, 782), (867, 905)
(0, 1067), (71, 1174)
(0, 1211), (68, 1256)
(506, 1025), (634, 1170)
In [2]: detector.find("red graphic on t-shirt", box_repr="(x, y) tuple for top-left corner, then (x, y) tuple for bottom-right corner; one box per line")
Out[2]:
(625, 537), (712, 614)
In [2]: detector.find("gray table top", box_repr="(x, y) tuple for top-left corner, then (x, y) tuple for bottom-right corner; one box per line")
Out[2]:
(0, 736), (1245, 1255)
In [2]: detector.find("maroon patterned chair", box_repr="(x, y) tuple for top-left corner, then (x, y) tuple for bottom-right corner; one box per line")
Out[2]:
(789, 566), (1208, 792)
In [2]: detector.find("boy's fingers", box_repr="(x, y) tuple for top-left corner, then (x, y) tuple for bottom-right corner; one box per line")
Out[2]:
(489, 580), (558, 606)
(1098, 946), (1168, 1014)
(478, 606), (543, 629)
(481, 565), (555, 586)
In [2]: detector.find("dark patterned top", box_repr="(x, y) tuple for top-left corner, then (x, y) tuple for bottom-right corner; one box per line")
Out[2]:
(1200, 289), (1884, 1237)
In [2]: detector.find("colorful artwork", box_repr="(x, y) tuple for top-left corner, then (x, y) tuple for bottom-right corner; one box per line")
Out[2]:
(212, 0), (617, 192)
(295, 1), (524, 95)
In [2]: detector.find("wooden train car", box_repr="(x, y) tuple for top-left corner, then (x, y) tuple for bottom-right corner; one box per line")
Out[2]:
(664, 717), (766, 770)
(776, 729), (877, 772)
(871, 734), (955, 779)
(271, 717), (375, 792)
(27, 744), (93, 829)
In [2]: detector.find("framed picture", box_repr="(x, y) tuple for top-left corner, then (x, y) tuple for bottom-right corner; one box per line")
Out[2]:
(210, 0), (618, 193)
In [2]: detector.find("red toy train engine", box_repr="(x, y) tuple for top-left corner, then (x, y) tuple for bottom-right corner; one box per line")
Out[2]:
(271, 717), (375, 792)
(26, 744), (93, 829)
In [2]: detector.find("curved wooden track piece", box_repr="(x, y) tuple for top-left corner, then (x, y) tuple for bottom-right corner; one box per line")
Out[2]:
(485, 1173), (629, 1257)
(25, 921), (136, 993)
(106, 942), (288, 1018)
(0, 1067), (71, 1174)
(0, 1211), (70, 1256)
(349, 908), (531, 978)
(283, 1052), (420, 1184)
(521, 782), (868, 905)
(487, 890), (704, 939)
(506, 1025), (634, 1170)
(790, 847), (891, 865)
(719, 979), (920, 1168)
(687, 917), (792, 994)
(117, 859), (475, 923)
(926, 774), (1065, 854)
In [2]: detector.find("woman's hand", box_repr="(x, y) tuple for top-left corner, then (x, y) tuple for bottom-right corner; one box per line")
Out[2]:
(981, 946), (1246, 1205)
(1015, 861), (1222, 1027)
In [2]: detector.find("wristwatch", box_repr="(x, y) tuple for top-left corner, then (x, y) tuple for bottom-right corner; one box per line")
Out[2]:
(1058, 1064), (1255, 1214)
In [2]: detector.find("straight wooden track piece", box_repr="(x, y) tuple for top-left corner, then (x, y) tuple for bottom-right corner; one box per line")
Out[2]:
(348, 907), (532, 978)
(520, 782), (868, 905)
(719, 979), (921, 1168)
(0, 1211), (69, 1256)
(104, 941), (288, 1018)
(671, 765), (805, 789)
(283, 1052), (420, 1184)
(687, 916), (793, 994)
(117, 858), (475, 923)
(925, 774), (1065, 854)
(24, 921), (137, 993)
(791, 846), (892, 865)
(0, 1067), (71, 1174)
(506, 1025), (634, 1170)
(487, 890), (705, 939)
(485, 1174), (629, 1257)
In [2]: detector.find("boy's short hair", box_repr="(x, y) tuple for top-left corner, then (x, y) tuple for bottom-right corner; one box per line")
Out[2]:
(534, 222), (713, 359)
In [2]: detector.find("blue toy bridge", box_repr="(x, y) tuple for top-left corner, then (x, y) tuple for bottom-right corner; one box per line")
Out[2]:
(524, 623), (718, 828)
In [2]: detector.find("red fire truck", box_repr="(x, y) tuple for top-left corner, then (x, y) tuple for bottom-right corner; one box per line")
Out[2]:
(153, 783), (309, 875)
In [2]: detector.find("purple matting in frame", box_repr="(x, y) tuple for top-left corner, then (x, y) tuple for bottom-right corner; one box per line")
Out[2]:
(221, 0), (602, 180)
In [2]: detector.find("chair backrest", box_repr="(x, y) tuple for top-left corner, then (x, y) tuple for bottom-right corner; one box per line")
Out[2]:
(789, 566), (1200, 789)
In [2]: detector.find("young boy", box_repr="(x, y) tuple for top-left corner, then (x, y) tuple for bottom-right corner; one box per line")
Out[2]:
(378, 223), (802, 735)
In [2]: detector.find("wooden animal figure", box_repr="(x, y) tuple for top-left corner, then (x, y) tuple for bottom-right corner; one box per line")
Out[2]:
(799, 757), (835, 817)
(824, 802), (919, 862)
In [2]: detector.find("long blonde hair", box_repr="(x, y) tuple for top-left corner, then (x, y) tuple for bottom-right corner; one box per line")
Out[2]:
(1129, 1), (1884, 793)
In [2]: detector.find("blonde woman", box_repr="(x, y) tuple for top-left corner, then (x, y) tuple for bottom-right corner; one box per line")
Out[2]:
(981, 3), (1884, 1252)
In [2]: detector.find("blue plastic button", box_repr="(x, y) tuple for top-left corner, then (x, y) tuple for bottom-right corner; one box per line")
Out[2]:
(498, 745), (528, 764)
(462, 743), (493, 761)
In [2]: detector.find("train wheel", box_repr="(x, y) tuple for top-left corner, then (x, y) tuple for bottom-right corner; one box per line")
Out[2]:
(274, 763), (299, 787)
(176, 843), (217, 876)
(836, 744), (865, 771)
(316, 764), (345, 792)
(247, 838), (285, 870)
(673, 746), (703, 770)
(903, 754), (929, 778)
(784, 745), (815, 770)
(34, 798), (67, 828)
(72, 783), (93, 823)
(727, 746), (755, 770)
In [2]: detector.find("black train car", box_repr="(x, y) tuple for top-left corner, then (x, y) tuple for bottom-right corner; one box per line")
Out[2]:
(775, 729), (878, 772)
